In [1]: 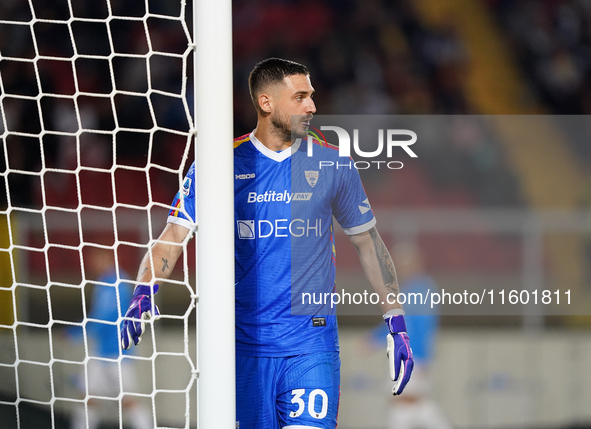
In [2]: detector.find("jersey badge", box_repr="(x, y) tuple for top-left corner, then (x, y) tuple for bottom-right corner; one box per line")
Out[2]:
(305, 170), (319, 188)
(182, 178), (192, 196)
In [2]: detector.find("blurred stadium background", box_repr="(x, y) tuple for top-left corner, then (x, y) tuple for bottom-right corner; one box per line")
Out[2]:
(2, 0), (591, 428)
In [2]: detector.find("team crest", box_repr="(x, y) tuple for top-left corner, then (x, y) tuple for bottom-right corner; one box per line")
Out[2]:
(305, 170), (319, 188)
(182, 177), (192, 196)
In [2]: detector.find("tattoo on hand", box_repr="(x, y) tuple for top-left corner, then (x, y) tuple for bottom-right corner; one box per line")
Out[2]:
(369, 228), (399, 295)
(162, 258), (169, 272)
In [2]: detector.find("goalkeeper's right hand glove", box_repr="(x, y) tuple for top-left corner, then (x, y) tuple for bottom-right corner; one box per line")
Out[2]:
(384, 312), (414, 395)
(120, 284), (160, 350)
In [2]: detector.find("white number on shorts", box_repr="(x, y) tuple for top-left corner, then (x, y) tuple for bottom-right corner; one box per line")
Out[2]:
(308, 389), (328, 419)
(289, 389), (306, 418)
(289, 389), (328, 420)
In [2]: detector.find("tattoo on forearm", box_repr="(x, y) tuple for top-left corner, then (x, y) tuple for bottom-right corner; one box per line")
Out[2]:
(162, 258), (169, 272)
(369, 228), (399, 295)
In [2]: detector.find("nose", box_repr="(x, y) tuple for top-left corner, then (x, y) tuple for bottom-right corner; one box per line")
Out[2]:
(306, 97), (316, 115)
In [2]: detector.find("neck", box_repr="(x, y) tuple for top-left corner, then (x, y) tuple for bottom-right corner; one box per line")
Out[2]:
(253, 121), (293, 152)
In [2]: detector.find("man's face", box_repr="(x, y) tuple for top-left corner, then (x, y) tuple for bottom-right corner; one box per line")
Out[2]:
(269, 74), (316, 141)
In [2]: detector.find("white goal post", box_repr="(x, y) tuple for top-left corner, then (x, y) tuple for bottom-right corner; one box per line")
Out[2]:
(0, 0), (235, 428)
(193, 1), (235, 428)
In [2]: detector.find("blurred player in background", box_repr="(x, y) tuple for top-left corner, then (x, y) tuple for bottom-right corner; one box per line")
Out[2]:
(69, 246), (153, 429)
(120, 58), (414, 429)
(370, 243), (452, 429)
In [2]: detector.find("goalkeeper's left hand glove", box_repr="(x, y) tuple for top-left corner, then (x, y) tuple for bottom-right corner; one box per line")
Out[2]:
(384, 310), (414, 395)
(120, 284), (160, 350)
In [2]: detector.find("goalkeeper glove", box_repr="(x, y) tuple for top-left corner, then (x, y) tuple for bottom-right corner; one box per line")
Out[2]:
(384, 310), (414, 395)
(120, 284), (160, 350)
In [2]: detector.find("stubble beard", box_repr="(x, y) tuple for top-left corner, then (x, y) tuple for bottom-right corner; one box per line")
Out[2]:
(270, 110), (307, 142)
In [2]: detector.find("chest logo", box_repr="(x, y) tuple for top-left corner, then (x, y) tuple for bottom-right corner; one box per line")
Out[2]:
(305, 170), (319, 188)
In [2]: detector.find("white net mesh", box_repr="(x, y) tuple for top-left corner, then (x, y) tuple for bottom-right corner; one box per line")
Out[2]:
(0, 1), (197, 428)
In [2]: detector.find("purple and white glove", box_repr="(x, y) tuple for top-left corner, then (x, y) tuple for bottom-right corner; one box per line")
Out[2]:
(384, 310), (414, 395)
(120, 284), (160, 350)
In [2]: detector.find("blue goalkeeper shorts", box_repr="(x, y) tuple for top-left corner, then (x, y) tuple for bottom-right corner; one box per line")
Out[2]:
(236, 352), (340, 429)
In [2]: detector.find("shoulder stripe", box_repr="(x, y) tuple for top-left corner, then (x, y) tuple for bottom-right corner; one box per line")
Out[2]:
(171, 198), (182, 217)
(233, 133), (250, 148)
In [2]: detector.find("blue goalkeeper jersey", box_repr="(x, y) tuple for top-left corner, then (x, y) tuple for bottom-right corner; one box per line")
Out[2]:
(168, 132), (375, 356)
(87, 269), (134, 358)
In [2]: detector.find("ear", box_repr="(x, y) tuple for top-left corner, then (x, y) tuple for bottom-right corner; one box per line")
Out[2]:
(258, 93), (272, 114)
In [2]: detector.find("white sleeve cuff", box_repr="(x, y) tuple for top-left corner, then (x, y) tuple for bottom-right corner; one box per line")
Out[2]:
(167, 216), (194, 231)
(342, 217), (376, 236)
(383, 308), (405, 318)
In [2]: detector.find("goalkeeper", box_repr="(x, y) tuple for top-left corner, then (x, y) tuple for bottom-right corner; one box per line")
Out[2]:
(121, 58), (413, 429)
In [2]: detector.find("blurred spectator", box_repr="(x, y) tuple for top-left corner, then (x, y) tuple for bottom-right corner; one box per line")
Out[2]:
(368, 243), (452, 429)
(68, 246), (153, 429)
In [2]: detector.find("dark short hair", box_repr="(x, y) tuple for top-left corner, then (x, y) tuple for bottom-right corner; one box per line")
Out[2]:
(248, 58), (309, 110)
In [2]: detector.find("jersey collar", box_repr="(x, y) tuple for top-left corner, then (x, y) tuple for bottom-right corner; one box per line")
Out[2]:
(249, 132), (302, 162)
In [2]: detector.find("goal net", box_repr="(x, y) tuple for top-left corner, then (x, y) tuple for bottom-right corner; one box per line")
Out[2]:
(0, 0), (199, 427)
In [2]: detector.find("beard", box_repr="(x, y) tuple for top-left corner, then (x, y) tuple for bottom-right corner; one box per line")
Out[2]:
(270, 109), (308, 142)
